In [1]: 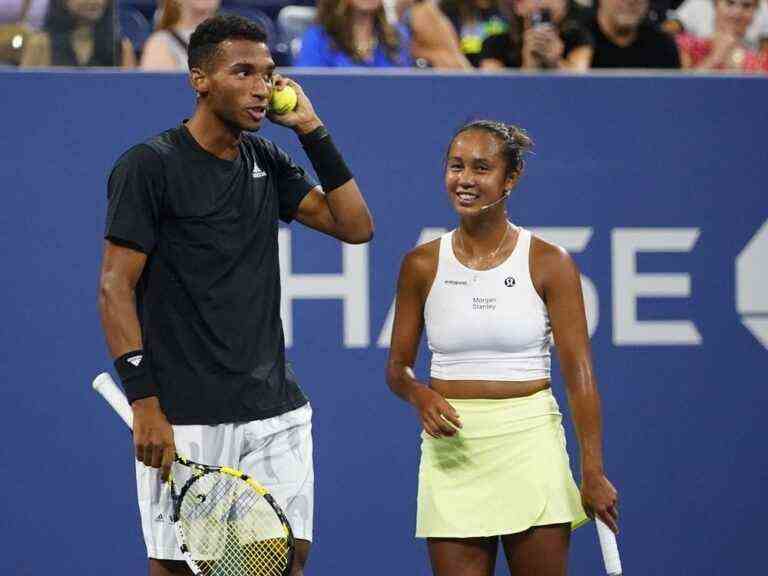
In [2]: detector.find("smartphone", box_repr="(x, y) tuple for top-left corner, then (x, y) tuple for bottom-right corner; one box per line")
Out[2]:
(530, 7), (552, 26)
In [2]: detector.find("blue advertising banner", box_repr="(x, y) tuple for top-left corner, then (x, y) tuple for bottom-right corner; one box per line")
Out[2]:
(1, 70), (766, 575)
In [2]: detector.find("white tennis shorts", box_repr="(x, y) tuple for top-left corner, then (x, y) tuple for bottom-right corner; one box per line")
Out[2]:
(136, 403), (314, 560)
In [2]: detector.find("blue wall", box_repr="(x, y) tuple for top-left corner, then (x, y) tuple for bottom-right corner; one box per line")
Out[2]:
(1, 70), (767, 575)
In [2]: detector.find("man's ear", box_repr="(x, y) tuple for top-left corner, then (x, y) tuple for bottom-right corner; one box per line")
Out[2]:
(189, 67), (209, 98)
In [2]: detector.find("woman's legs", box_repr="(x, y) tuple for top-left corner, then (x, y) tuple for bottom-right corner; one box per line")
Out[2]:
(428, 537), (499, 576)
(501, 523), (570, 576)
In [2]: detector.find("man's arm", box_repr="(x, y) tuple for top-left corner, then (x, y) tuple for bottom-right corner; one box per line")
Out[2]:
(99, 241), (145, 357)
(98, 240), (174, 480)
(268, 76), (374, 244)
(294, 183), (374, 244)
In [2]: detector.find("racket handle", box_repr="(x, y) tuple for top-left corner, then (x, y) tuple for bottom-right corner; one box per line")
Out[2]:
(596, 517), (622, 575)
(93, 372), (134, 430)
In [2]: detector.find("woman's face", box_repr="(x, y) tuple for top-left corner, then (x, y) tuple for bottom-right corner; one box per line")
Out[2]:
(445, 130), (515, 215)
(65, 0), (107, 23)
(715, 0), (757, 37)
(346, 0), (382, 14)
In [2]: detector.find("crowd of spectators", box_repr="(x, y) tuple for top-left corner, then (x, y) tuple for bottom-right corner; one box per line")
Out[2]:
(1, 0), (766, 71)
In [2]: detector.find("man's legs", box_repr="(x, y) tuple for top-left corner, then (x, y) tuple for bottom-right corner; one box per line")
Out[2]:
(291, 539), (311, 576)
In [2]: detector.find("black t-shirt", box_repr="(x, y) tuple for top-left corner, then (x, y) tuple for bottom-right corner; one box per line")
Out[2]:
(105, 124), (316, 424)
(479, 17), (593, 68)
(586, 16), (680, 68)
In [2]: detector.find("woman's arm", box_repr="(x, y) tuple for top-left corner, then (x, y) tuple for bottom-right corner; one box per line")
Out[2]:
(532, 236), (619, 532)
(409, 1), (472, 69)
(386, 242), (461, 438)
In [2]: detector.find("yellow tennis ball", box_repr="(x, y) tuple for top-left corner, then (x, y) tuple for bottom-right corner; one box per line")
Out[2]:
(270, 86), (298, 115)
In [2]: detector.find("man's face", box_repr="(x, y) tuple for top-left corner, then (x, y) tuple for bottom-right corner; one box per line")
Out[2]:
(600, 0), (649, 31)
(195, 39), (275, 132)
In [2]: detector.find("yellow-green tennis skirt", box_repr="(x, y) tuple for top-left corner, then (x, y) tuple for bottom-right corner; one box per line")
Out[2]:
(416, 388), (589, 538)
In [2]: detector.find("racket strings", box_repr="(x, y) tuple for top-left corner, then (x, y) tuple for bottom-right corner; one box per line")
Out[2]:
(179, 473), (291, 576)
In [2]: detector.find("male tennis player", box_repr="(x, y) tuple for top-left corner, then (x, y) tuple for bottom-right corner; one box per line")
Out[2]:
(98, 15), (373, 576)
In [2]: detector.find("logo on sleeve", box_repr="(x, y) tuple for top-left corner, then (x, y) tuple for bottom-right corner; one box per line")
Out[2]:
(126, 355), (143, 367)
(252, 162), (266, 179)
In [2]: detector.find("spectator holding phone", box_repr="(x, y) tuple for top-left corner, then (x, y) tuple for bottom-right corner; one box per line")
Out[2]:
(480, 0), (593, 70)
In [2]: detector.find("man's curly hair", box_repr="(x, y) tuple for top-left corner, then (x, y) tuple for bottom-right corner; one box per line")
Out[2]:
(188, 14), (268, 70)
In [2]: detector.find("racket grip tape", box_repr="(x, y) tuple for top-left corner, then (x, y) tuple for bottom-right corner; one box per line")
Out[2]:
(596, 517), (622, 575)
(93, 372), (134, 430)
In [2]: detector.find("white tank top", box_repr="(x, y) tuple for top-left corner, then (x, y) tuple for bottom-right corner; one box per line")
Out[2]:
(154, 28), (193, 71)
(424, 226), (551, 381)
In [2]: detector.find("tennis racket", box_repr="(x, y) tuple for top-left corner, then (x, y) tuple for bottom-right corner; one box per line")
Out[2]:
(93, 372), (295, 576)
(596, 517), (622, 575)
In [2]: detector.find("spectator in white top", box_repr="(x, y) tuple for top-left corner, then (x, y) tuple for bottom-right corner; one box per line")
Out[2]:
(670, 0), (768, 50)
(140, 0), (220, 70)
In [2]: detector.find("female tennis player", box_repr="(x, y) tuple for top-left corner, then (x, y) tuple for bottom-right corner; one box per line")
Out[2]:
(386, 120), (618, 575)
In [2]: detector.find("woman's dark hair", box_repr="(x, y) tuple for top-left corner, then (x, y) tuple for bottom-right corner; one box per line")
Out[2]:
(316, 0), (403, 64)
(450, 120), (534, 176)
(44, 0), (120, 66)
(188, 14), (268, 70)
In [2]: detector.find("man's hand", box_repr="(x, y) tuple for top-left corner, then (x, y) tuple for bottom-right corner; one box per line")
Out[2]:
(132, 396), (175, 481)
(410, 387), (462, 438)
(267, 75), (323, 135)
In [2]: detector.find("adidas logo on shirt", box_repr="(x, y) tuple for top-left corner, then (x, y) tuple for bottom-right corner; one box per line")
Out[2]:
(126, 355), (143, 367)
(252, 162), (266, 179)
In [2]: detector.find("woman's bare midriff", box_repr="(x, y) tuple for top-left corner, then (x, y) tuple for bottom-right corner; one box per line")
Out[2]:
(430, 377), (550, 399)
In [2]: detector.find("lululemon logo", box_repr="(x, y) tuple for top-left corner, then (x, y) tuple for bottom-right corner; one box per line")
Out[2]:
(736, 220), (768, 349)
(504, 277), (516, 287)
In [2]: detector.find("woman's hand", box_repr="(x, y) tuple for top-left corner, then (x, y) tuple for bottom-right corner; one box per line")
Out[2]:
(710, 30), (740, 67)
(410, 386), (462, 438)
(581, 471), (619, 533)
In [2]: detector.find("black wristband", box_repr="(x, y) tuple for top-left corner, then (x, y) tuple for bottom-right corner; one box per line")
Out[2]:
(114, 350), (157, 404)
(299, 126), (353, 193)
